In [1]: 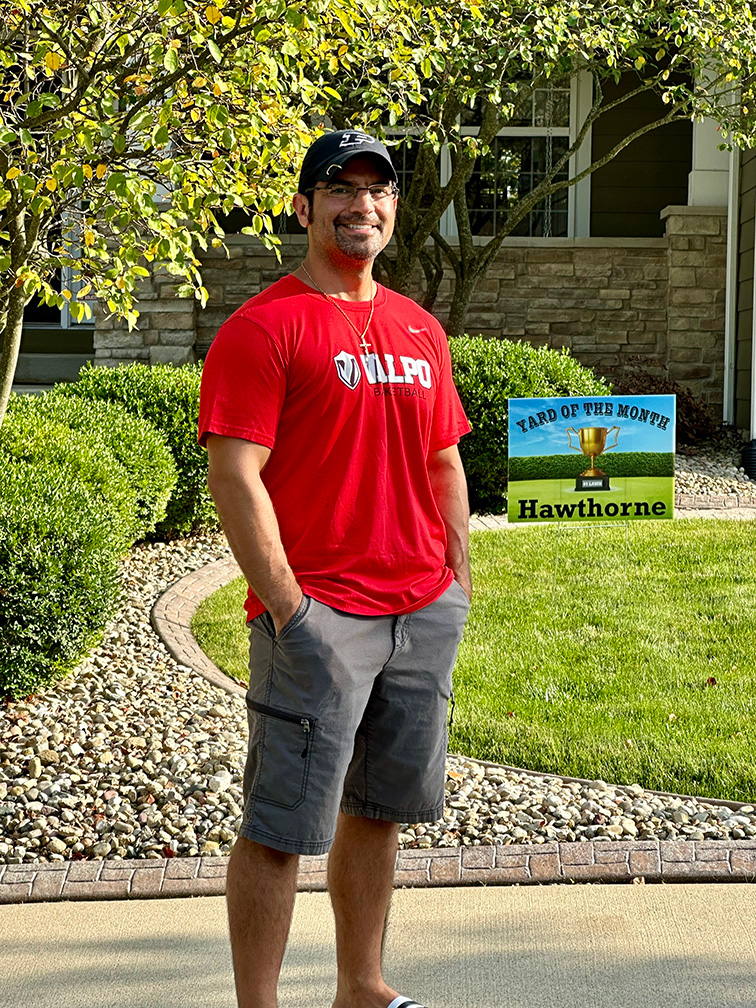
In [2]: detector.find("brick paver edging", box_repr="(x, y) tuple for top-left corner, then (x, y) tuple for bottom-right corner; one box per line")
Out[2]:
(6, 515), (753, 906)
(151, 555), (247, 699)
(675, 493), (756, 510)
(2, 839), (755, 903)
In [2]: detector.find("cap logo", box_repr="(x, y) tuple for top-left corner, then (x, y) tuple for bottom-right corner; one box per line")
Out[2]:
(339, 131), (375, 148)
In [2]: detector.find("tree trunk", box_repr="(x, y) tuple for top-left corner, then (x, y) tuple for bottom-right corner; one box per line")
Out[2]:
(445, 274), (478, 337)
(0, 283), (26, 428)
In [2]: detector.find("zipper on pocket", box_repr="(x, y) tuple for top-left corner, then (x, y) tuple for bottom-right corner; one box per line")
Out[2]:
(246, 699), (315, 758)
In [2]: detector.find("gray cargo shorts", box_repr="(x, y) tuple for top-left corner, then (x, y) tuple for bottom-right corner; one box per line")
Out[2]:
(240, 579), (470, 855)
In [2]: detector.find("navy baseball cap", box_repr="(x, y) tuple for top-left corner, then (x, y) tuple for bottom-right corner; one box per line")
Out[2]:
(298, 130), (398, 194)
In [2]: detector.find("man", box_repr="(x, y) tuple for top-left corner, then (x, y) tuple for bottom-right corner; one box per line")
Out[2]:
(198, 129), (471, 1008)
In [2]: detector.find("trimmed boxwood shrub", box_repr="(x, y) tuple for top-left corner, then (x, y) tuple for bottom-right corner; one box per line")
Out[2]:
(52, 361), (215, 537)
(450, 337), (612, 514)
(0, 412), (136, 551)
(0, 458), (121, 700)
(508, 452), (675, 482)
(7, 393), (178, 541)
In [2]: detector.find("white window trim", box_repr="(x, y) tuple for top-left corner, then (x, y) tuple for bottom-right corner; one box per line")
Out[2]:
(435, 71), (592, 239)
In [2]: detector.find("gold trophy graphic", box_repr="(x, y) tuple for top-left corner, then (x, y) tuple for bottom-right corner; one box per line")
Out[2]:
(566, 425), (620, 491)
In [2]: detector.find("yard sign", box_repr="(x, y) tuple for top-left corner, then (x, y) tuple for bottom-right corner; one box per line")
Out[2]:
(507, 395), (676, 523)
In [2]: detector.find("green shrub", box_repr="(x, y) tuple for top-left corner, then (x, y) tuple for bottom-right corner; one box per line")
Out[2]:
(7, 393), (178, 541)
(0, 412), (136, 550)
(0, 458), (121, 700)
(53, 361), (216, 537)
(508, 452), (675, 482)
(449, 337), (612, 513)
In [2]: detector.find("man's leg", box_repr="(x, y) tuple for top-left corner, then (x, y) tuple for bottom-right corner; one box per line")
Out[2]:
(226, 834), (300, 1008)
(329, 812), (401, 1008)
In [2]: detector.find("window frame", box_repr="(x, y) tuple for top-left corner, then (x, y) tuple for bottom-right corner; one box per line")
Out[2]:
(404, 72), (593, 240)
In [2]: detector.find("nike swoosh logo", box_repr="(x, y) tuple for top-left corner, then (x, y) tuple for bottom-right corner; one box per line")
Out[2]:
(408, 326), (427, 333)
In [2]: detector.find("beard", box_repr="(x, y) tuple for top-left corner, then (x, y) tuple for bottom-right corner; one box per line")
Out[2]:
(332, 213), (387, 261)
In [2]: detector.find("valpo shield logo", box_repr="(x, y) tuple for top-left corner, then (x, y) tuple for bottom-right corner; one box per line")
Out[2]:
(333, 350), (361, 390)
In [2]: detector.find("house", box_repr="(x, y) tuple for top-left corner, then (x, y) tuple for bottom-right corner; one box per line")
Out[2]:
(17, 78), (750, 441)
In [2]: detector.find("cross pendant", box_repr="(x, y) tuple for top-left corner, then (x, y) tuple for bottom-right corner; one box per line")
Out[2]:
(359, 334), (372, 354)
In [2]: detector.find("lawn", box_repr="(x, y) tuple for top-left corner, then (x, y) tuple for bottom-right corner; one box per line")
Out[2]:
(507, 476), (674, 522)
(191, 520), (756, 802)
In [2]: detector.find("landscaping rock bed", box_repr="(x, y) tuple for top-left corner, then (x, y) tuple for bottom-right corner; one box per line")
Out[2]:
(675, 429), (756, 500)
(1, 439), (754, 864)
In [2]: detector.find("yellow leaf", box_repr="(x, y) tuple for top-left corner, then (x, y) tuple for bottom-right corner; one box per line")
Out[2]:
(84, 230), (95, 246)
(45, 177), (57, 191)
(213, 80), (229, 95)
(44, 51), (64, 72)
(192, 77), (207, 88)
(5, 167), (21, 179)
(96, 164), (107, 179)
(205, 5), (221, 24)
(169, 38), (182, 48)
(78, 282), (92, 298)
(61, 288), (71, 300)
(190, 108), (201, 122)
(328, 56), (339, 73)
(82, 164), (93, 179)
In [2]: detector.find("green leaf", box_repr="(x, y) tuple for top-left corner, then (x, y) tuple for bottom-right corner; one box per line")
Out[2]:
(152, 124), (171, 146)
(113, 133), (127, 154)
(164, 47), (179, 73)
(129, 110), (153, 132)
(207, 38), (222, 63)
(105, 172), (128, 196)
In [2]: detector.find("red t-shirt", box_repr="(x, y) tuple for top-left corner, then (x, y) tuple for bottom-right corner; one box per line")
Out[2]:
(198, 274), (470, 619)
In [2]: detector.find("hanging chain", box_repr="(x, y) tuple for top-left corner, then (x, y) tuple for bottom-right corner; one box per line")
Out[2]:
(543, 84), (554, 238)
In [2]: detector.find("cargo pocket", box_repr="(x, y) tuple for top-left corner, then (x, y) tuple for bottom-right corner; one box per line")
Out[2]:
(246, 699), (316, 810)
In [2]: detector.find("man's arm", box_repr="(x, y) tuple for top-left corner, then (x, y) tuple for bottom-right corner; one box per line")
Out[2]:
(427, 444), (472, 600)
(206, 434), (303, 633)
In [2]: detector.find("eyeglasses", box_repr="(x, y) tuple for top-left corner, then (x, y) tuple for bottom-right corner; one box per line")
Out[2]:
(309, 183), (398, 203)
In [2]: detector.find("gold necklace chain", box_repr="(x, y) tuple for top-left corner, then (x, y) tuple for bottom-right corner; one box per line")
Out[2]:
(300, 263), (376, 355)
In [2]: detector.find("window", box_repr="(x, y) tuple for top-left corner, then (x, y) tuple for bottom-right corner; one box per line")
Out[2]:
(460, 81), (572, 237)
(387, 77), (582, 239)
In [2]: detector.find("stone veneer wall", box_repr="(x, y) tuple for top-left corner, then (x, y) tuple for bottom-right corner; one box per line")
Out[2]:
(94, 205), (728, 414)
